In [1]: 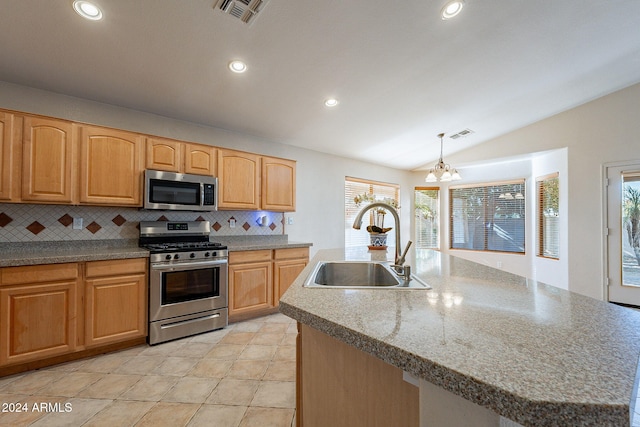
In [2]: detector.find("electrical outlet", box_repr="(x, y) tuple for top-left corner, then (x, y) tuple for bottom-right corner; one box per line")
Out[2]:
(287, 217), (294, 225)
(73, 217), (83, 230)
(496, 261), (502, 269)
(229, 219), (236, 228)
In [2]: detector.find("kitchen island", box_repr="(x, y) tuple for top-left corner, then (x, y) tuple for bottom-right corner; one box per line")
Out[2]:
(279, 248), (640, 426)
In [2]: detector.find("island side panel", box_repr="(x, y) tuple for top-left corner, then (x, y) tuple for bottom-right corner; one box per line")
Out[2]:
(299, 323), (418, 427)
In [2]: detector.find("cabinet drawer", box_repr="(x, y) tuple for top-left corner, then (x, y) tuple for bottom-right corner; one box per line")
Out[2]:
(85, 258), (147, 278)
(274, 247), (309, 260)
(1, 263), (79, 286)
(229, 250), (272, 264)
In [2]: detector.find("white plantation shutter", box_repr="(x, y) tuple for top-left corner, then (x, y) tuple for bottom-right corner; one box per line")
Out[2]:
(345, 177), (399, 249)
(449, 180), (526, 253)
(537, 173), (559, 259)
(415, 188), (439, 249)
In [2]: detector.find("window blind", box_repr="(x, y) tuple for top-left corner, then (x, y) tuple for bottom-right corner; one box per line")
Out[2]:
(537, 173), (559, 259)
(415, 187), (439, 249)
(449, 180), (526, 253)
(345, 177), (399, 249)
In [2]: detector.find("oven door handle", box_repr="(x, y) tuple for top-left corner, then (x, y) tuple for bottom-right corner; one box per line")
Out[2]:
(150, 259), (228, 271)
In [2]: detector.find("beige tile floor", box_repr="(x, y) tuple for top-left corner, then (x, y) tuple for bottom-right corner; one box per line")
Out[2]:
(0, 313), (297, 427)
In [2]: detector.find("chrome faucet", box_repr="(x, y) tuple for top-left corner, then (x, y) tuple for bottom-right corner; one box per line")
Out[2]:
(352, 202), (413, 278)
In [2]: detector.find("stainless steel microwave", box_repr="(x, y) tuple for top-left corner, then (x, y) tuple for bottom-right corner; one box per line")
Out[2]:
(144, 170), (218, 211)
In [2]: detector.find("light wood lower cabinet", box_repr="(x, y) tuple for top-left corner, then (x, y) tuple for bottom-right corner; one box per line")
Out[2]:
(0, 258), (147, 370)
(229, 250), (273, 321)
(274, 248), (308, 307)
(0, 263), (79, 366)
(298, 323), (419, 427)
(229, 247), (309, 322)
(84, 258), (147, 347)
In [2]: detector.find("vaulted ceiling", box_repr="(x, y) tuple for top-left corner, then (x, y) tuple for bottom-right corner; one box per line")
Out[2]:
(1, 0), (639, 170)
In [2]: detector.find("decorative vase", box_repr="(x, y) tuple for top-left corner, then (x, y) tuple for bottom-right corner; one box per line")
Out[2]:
(368, 232), (387, 250)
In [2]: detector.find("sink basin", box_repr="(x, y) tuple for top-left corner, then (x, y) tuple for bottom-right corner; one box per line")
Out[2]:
(303, 261), (430, 289)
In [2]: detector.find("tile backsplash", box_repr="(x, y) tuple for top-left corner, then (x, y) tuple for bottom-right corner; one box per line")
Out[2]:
(0, 204), (284, 243)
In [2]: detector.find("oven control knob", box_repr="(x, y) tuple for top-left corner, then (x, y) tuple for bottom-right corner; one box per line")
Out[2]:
(190, 253), (196, 258)
(174, 254), (180, 260)
(165, 254), (172, 260)
(204, 252), (211, 257)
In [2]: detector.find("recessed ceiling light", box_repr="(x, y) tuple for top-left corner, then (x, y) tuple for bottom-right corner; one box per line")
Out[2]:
(73, 1), (103, 20)
(441, 0), (464, 20)
(228, 60), (247, 73)
(324, 98), (339, 107)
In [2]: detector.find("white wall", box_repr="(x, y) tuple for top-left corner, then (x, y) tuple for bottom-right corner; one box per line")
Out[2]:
(420, 82), (640, 300)
(0, 81), (414, 258)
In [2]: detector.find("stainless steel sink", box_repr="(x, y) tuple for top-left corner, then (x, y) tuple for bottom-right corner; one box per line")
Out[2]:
(303, 261), (430, 289)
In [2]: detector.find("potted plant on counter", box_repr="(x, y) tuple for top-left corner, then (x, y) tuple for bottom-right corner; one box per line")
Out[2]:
(354, 193), (399, 250)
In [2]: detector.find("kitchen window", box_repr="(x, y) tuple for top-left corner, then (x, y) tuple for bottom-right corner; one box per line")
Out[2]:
(537, 173), (559, 259)
(415, 187), (439, 249)
(345, 177), (399, 248)
(449, 180), (526, 254)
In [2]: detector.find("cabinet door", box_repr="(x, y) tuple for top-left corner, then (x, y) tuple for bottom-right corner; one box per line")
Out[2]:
(262, 156), (296, 211)
(229, 261), (272, 319)
(273, 247), (308, 306)
(0, 263), (79, 366)
(79, 125), (144, 206)
(85, 259), (147, 347)
(184, 143), (216, 176)
(146, 137), (183, 172)
(22, 116), (76, 203)
(0, 112), (20, 201)
(218, 149), (260, 210)
(274, 259), (307, 306)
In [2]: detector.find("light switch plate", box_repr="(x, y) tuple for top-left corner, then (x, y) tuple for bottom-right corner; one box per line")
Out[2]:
(73, 217), (83, 230)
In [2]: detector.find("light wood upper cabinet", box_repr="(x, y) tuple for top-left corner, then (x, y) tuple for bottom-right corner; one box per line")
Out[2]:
(22, 116), (76, 203)
(0, 263), (79, 366)
(146, 137), (182, 173)
(184, 143), (216, 176)
(79, 125), (144, 206)
(84, 258), (147, 348)
(0, 112), (20, 201)
(218, 148), (260, 210)
(146, 137), (216, 176)
(262, 156), (296, 212)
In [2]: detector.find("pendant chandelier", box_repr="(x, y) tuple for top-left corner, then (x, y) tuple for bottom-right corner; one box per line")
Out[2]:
(425, 133), (461, 183)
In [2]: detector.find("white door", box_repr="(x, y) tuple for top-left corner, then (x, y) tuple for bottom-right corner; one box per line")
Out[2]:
(606, 163), (640, 306)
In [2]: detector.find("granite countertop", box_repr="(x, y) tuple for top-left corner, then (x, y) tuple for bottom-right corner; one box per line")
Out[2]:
(0, 236), (312, 267)
(0, 240), (149, 267)
(279, 248), (640, 426)
(215, 235), (312, 252)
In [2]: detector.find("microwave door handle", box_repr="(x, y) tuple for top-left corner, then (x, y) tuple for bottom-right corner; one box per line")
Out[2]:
(200, 184), (205, 207)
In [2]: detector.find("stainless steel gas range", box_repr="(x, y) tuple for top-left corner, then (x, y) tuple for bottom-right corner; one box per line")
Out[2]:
(139, 221), (228, 345)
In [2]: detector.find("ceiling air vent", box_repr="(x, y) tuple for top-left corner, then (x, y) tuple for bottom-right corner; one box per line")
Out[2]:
(449, 128), (474, 140)
(213, 0), (267, 24)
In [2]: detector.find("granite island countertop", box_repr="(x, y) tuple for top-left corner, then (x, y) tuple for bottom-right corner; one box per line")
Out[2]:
(279, 248), (640, 426)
